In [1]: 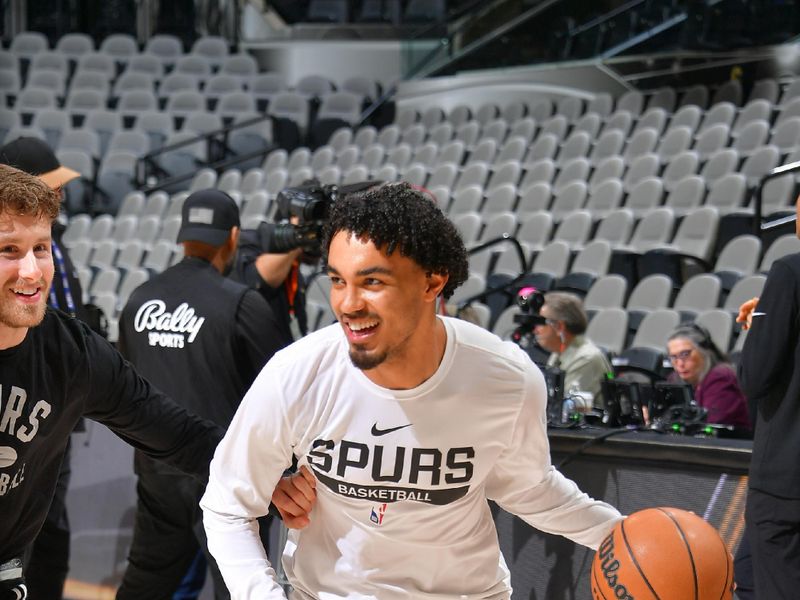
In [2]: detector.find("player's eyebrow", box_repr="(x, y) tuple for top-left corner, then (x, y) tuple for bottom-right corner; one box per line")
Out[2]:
(327, 265), (394, 277)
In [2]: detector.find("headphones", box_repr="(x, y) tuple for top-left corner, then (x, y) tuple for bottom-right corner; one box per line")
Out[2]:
(681, 322), (725, 360)
(687, 322), (714, 349)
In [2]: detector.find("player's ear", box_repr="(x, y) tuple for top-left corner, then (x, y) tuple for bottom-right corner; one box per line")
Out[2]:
(424, 272), (448, 301)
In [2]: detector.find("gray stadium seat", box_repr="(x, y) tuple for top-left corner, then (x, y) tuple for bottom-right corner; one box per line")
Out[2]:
(603, 110), (634, 136)
(731, 120), (770, 156)
(629, 309), (680, 351)
(623, 128), (659, 162)
(712, 80), (743, 106)
(552, 157), (590, 195)
(667, 206), (719, 261)
(648, 87), (677, 112)
(144, 34), (183, 68)
(556, 130), (591, 166)
(174, 55), (212, 80)
(99, 34), (138, 65)
(550, 181), (588, 222)
(528, 98), (554, 122)
(617, 90), (645, 117)
(669, 104), (702, 136)
(664, 175), (705, 217)
(517, 183), (553, 218)
(699, 148), (739, 188)
(32, 109), (70, 149)
(622, 153), (659, 193)
(733, 100), (772, 135)
(760, 234), (800, 273)
(656, 126), (693, 163)
(673, 274), (722, 320)
(585, 178), (624, 219)
(748, 79), (779, 105)
(584, 275), (628, 313)
(190, 35), (229, 70)
(625, 177), (664, 218)
(594, 208), (634, 248)
(588, 156), (625, 194)
(694, 309), (734, 354)
(625, 208), (676, 254)
(680, 84), (709, 109)
(661, 151), (699, 192)
(552, 210), (592, 250)
(10, 31), (49, 60)
(634, 107), (668, 136)
(572, 112), (602, 139)
(706, 173), (747, 214)
(740, 145), (781, 186)
(586, 308), (628, 354)
(587, 92), (613, 117)
(724, 275), (767, 315)
(588, 130), (625, 165)
(556, 96), (584, 121)
(428, 122), (454, 147)
(517, 212), (553, 251)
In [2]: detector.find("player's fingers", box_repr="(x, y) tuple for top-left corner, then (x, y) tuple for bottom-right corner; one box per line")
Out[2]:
(299, 465), (317, 487)
(281, 513), (310, 530)
(272, 487), (311, 517)
(282, 477), (316, 511)
(289, 473), (317, 503)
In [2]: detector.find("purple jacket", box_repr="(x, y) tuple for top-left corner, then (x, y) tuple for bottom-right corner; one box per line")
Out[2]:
(694, 365), (752, 430)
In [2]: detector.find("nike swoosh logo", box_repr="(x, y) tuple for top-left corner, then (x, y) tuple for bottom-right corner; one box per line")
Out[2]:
(371, 423), (413, 436)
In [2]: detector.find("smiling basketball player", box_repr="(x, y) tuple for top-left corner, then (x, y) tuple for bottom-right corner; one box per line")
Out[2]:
(201, 182), (623, 599)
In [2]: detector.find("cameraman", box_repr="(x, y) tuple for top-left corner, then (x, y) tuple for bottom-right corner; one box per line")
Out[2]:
(232, 181), (378, 341)
(232, 222), (310, 342)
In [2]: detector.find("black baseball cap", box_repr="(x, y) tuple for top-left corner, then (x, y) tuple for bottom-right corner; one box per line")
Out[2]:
(0, 137), (80, 189)
(177, 189), (240, 246)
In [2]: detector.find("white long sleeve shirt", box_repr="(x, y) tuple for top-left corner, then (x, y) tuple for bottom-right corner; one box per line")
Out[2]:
(201, 317), (622, 599)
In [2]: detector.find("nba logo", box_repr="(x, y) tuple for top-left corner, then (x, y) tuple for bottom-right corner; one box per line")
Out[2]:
(370, 503), (388, 525)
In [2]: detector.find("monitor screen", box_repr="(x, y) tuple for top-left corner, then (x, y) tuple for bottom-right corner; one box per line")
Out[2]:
(650, 382), (695, 424)
(601, 379), (645, 427)
(543, 366), (565, 425)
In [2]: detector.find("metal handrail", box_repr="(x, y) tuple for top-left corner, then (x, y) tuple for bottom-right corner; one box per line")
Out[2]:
(753, 159), (800, 236)
(456, 234), (529, 309)
(567, 0), (646, 38)
(135, 113), (274, 189)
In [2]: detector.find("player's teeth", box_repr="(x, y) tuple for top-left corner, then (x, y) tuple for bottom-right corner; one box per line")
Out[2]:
(350, 321), (377, 331)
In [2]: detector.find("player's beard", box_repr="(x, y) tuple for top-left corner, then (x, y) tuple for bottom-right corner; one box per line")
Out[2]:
(0, 283), (50, 329)
(348, 345), (388, 371)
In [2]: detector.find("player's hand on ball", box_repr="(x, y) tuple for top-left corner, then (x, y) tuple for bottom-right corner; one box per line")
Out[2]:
(273, 465), (317, 529)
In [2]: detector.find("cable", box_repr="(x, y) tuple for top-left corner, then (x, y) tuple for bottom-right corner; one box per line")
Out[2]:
(556, 426), (642, 470)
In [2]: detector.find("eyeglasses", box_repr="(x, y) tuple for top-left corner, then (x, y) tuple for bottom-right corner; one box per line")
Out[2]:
(668, 349), (693, 363)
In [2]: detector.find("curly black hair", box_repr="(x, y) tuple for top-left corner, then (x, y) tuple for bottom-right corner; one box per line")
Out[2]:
(322, 182), (469, 300)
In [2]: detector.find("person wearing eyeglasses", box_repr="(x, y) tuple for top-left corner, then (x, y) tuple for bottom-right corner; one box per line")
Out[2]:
(534, 292), (612, 411)
(665, 324), (751, 431)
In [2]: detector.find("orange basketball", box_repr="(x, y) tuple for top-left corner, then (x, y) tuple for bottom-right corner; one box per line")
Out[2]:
(591, 507), (734, 600)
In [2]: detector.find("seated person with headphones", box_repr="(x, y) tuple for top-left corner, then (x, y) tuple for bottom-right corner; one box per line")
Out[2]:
(665, 323), (752, 432)
(534, 292), (612, 412)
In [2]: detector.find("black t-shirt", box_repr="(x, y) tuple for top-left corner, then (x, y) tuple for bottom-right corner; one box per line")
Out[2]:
(0, 309), (223, 562)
